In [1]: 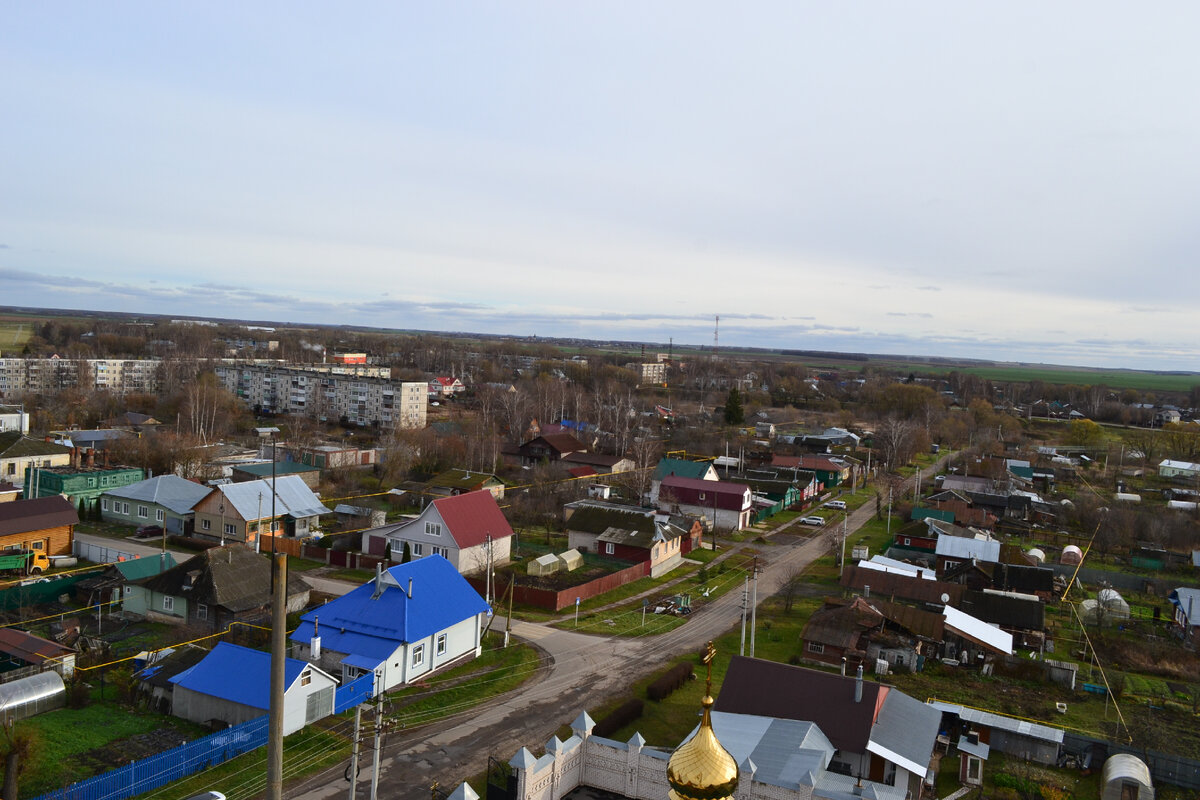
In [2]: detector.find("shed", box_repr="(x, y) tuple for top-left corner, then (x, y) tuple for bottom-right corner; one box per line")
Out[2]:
(1101, 753), (1153, 800)
(1060, 545), (1082, 565)
(558, 549), (583, 572)
(0, 671), (66, 721)
(527, 554), (560, 577)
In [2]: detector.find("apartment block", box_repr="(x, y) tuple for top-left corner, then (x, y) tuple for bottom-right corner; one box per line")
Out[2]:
(212, 364), (426, 429)
(0, 358), (164, 398)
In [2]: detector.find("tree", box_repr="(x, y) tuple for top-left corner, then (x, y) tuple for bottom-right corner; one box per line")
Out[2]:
(401, 541), (412, 564)
(1064, 419), (1105, 449)
(723, 387), (745, 426)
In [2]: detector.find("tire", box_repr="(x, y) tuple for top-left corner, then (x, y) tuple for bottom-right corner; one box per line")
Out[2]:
(30, 566), (42, 575)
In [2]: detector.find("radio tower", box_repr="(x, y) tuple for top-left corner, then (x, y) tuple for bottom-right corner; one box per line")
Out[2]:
(713, 315), (719, 360)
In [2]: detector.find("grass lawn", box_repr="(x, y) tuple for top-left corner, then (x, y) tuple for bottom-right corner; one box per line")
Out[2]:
(18, 701), (205, 796)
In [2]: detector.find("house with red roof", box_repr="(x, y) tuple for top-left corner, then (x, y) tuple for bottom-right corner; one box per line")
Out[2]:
(656, 475), (753, 531)
(361, 490), (513, 575)
(428, 377), (467, 398)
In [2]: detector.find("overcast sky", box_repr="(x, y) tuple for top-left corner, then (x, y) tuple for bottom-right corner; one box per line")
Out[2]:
(3, 3), (1199, 370)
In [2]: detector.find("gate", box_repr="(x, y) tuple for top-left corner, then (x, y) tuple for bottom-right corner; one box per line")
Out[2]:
(335, 672), (375, 713)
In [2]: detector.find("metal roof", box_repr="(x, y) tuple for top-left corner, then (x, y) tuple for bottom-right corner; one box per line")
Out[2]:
(868, 689), (941, 776)
(169, 642), (328, 709)
(0, 496), (78, 537)
(292, 555), (488, 653)
(929, 701), (1064, 744)
(935, 536), (1001, 562)
(102, 475), (212, 515)
(215, 475), (331, 520)
(707, 711), (833, 789)
(943, 605), (1013, 654)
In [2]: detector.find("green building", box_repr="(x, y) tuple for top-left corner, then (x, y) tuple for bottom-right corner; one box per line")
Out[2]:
(24, 464), (146, 515)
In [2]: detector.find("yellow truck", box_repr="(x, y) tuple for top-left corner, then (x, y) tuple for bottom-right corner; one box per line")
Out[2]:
(0, 549), (51, 575)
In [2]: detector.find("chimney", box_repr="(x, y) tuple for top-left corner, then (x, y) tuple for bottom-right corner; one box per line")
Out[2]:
(371, 562), (384, 600)
(407, 578), (413, 599)
(840, 657), (847, 677)
(854, 665), (863, 703)
(311, 617), (322, 659)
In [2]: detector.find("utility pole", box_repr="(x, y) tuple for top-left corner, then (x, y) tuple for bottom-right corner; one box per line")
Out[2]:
(370, 700), (383, 800)
(739, 575), (748, 656)
(750, 557), (760, 658)
(348, 705), (362, 800)
(257, 426), (284, 800)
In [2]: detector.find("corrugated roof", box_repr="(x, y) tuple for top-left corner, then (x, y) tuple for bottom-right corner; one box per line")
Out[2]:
(935, 536), (1001, 562)
(0, 628), (73, 664)
(103, 475), (211, 515)
(0, 496), (79, 538)
(652, 458), (714, 481)
(114, 553), (177, 582)
(291, 555), (488, 653)
(566, 505), (655, 535)
(929, 701), (1064, 744)
(840, 566), (965, 607)
(232, 462), (320, 478)
(428, 470), (502, 491)
(867, 689), (941, 776)
(216, 475), (331, 520)
(707, 711), (834, 789)
(169, 642), (320, 709)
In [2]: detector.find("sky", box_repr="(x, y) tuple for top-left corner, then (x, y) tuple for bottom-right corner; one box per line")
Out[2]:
(3, 3), (1200, 371)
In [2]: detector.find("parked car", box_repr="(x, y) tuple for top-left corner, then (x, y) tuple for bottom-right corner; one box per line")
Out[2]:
(799, 516), (826, 526)
(825, 500), (847, 510)
(136, 525), (164, 537)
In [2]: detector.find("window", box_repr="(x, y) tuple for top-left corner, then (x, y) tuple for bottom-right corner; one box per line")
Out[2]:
(411, 644), (425, 668)
(605, 543), (615, 555)
(436, 633), (447, 655)
(156, 509), (164, 522)
(123, 586), (132, 596)
(807, 642), (825, 654)
(698, 492), (706, 501)
(197, 603), (207, 620)
(432, 546), (447, 557)
(101, 499), (109, 511)
(425, 522), (441, 536)
(300, 671), (311, 686)
(201, 519), (211, 530)
(224, 523), (235, 535)
(163, 596), (174, 612)
(30, 541), (43, 551)
(412, 542), (423, 556)
(903, 538), (911, 546)
(122, 502), (130, 515)
(137, 505), (148, 518)
(87, 478), (96, 488)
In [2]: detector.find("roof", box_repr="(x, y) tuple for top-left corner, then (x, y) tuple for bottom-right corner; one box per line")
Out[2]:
(715, 656), (887, 754)
(1101, 754), (1153, 788)
(960, 590), (1045, 630)
(943, 605), (1013, 654)
(864, 598), (945, 641)
(169, 642), (324, 709)
(935, 536), (1001, 563)
(706, 711), (834, 789)
(0, 432), (72, 460)
(138, 545), (309, 611)
(868, 690), (941, 776)
(803, 598), (883, 650)
(840, 566), (965, 607)
(0, 628), (74, 665)
(431, 491), (514, 547)
(231, 462), (320, 478)
(929, 700), (1064, 744)
(0, 496), (79, 538)
(112, 553), (178, 582)
(1160, 459), (1200, 471)
(521, 433), (586, 456)
(291, 556), (488, 652)
(1169, 587), (1200, 625)
(596, 523), (679, 551)
(214, 475), (331, 520)
(652, 458), (714, 482)
(659, 475), (751, 510)
(566, 505), (656, 535)
(102, 475), (212, 515)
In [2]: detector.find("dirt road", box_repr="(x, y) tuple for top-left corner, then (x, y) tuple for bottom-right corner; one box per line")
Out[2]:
(286, 459), (948, 800)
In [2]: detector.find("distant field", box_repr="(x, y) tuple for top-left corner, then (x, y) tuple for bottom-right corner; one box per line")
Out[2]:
(0, 315), (37, 352)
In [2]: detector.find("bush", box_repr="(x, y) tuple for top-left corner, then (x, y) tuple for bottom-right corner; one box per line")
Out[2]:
(593, 699), (643, 738)
(647, 662), (694, 702)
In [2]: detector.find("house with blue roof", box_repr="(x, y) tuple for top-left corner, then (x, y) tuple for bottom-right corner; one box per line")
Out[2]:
(169, 641), (337, 734)
(290, 555), (490, 696)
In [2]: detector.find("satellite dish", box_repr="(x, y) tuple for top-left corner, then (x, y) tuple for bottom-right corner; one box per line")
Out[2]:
(941, 593), (950, 604)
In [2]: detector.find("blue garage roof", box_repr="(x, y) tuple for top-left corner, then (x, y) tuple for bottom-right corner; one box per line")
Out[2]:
(291, 556), (488, 654)
(169, 642), (311, 710)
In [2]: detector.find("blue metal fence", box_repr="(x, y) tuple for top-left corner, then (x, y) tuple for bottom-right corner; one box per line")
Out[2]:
(31, 674), (377, 800)
(32, 715), (268, 800)
(335, 673), (375, 714)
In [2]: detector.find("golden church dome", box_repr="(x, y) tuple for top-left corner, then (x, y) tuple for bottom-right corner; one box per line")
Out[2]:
(666, 642), (738, 800)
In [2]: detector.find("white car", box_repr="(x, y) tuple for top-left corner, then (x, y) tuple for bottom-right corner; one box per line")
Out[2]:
(799, 516), (826, 526)
(825, 500), (847, 510)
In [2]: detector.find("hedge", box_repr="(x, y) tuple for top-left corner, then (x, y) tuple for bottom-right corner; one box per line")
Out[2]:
(593, 699), (644, 738)
(647, 662), (694, 702)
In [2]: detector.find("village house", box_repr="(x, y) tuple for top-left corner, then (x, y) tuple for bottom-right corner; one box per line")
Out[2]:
(362, 489), (514, 575)
(0, 432), (72, 486)
(656, 475), (753, 531)
(290, 556), (490, 695)
(426, 469), (506, 499)
(0, 495), (78, 557)
(191, 475), (331, 546)
(649, 458), (717, 503)
(100, 474), (211, 535)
